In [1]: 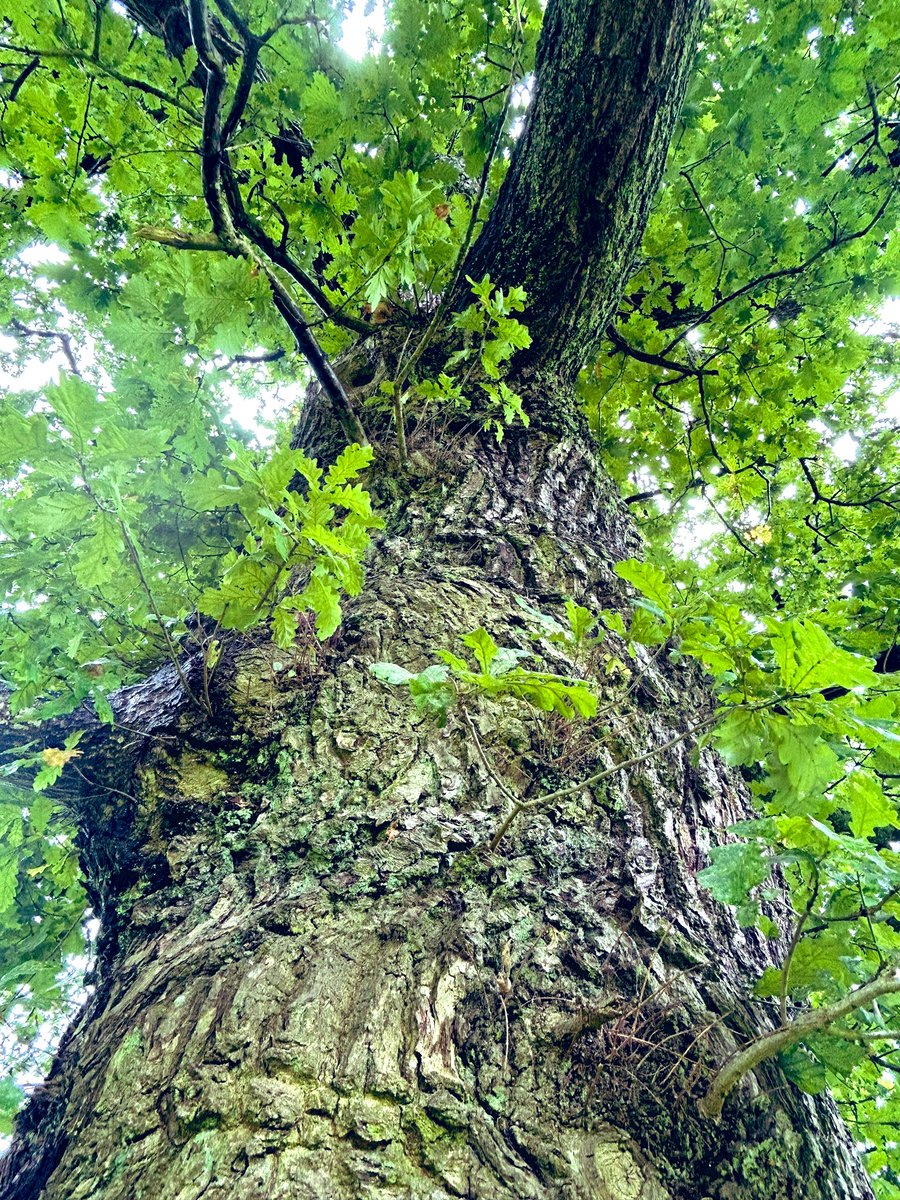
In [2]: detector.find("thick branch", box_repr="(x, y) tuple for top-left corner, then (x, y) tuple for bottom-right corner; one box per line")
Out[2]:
(135, 225), (228, 252)
(183, 0), (367, 444)
(460, 0), (707, 383)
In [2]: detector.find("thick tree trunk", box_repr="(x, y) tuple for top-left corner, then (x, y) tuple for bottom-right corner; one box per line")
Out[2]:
(0, 420), (872, 1199)
(459, 0), (706, 382)
(0, 1), (876, 1195)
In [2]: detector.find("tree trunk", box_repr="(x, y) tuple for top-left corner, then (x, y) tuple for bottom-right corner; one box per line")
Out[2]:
(458, 0), (706, 383)
(0, 421), (872, 1199)
(0, 0), (877, 1194)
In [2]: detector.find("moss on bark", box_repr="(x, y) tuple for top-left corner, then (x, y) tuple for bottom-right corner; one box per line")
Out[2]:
(0, 429), (873, 1200)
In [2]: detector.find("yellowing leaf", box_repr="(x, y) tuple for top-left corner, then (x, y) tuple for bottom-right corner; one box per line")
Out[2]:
(747, 523), (773, 545)
(41, 747), (82, 770)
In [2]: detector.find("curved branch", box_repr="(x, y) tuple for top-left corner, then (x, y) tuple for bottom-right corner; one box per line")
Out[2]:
(799, 457), (900, 513)
(184, 0), (367, 445)
(699, 966), (900, 1120)
(660, 183), (898, 357)
(5, 319), (81, 376)
(606, 324), (718, 378)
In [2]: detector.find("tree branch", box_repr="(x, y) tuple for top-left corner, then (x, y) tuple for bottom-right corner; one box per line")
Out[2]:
(660, 184), (898, 357)
(0, 41), (198, 118)
(183, 0), (367, 445)
(6, 319), (81, 376)
(6, 56), (39, 102)
(699, 966), (900, 1120)
(460, 0), (708, 384)
(799, 457), (900, 513)
(135, 225), (229, 252)
(606, 324), (718, 378)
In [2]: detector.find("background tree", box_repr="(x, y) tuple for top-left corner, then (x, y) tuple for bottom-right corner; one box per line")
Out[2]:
(0, 0), (898, 1197)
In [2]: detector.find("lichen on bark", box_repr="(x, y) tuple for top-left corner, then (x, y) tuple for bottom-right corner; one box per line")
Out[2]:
(0, 427), (873, 1200)
(0, 0), (878, 1194)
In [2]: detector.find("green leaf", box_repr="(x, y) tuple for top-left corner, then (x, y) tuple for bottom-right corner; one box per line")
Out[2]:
(564, 599), (599, 644)
(614, 559), (675, 616)
(697, 841), (772, 906)
(272, 603), (300, 649)
(370, 662), (415, 685)
(779, 1046), (828, 1095)
(769, 619), (879, 693)
(408, 665), (456, 726)
(0, 1077), (24, 1136)
(462, 627), (498, 673)
(300, 570), (343, 639)
(325, 443), (373, 488)
(0, 852), (18, 911)
(806, 1032), (868, 1078)
(836, 773), (897, 839)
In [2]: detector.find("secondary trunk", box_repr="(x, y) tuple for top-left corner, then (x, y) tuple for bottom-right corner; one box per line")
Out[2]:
(0, 415), (872, 1199)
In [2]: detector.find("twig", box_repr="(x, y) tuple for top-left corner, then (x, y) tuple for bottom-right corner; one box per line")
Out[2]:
(7, 56), (39, 102)
(185, 0), (367, 444)
(699, 965), (900, 1120)
(0, 41), (198, 118)
(461, 705), (521, 807)
(660, 185), (898, 357)
(6, 319), (81, 376)
(488, 710), (721, 851)
(67, 75), (94, 200)
(780, 872), (820, 1025)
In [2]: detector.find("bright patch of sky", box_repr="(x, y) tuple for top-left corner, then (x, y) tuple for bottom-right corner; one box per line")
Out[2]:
(19, 243), (68, 267)
(340, 0), (385, 59)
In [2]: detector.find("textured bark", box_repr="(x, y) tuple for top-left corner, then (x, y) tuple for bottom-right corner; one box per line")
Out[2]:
(0, 1), (877, 1195)
(0, 422), (873, 1200)
(459, 0), (707, 383)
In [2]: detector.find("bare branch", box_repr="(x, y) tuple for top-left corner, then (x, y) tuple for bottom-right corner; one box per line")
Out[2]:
(6, 319), (81, 376)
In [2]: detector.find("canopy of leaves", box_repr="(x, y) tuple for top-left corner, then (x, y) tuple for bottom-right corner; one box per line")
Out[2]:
(0, 0), (898, 1185)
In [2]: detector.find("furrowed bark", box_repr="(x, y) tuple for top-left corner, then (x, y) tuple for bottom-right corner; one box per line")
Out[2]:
(0, 428), (874, 1200)
(460, 0), (707, 385)
(0, 1), (879, 1197)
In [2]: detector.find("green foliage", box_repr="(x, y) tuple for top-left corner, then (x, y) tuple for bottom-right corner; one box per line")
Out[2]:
(0, 368), (378, 719)
(618, 555), (900, 1146)
(195, 441), (380, 643)
(447, 277), (531, 438)
(408, 277), (531, 439)
(0, 765), (86, 1112)
(371, 624), (598, 726)
(0, 0), (898, 1183)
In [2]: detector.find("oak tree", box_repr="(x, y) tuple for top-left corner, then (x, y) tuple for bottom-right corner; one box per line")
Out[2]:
(0, 0), (898, 1197)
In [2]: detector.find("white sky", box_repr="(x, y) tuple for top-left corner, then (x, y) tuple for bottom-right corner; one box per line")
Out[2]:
(339, 0), (385, 58)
